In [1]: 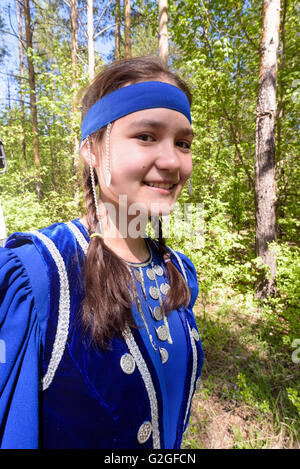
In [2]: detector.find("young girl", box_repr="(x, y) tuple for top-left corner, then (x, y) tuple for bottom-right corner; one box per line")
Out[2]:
(0, 56), (203, 449)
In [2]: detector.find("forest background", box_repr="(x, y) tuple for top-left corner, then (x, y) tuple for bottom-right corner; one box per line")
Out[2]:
(0, 0), (299, 449)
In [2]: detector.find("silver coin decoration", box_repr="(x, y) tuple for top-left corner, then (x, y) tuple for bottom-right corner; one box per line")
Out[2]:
(160, 283), (170, 295)
(137, 421), (152, 444)
(153, 265), (163, 276)
(153, 306), (163, 321)
(159, 347), (169, 364)
(156, 324), (169, 341)
(149, 286), (159, 299)
(126, 256), (175, 365)
(120, 353), (136, 374)
(146, 268), (155, 281)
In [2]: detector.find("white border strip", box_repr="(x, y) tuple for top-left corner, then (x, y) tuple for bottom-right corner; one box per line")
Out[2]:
(123, 326), (160, 449)
(167, 246), (188, 283)
(68, 222), (161, 448)
(65, 221), (89, 254)
(32, 231), (71, 391)
(183, 323), (198, 428)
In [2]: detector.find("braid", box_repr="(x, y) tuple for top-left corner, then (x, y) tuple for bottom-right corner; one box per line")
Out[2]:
(83, 164), (98, 232)
(157, 218), (191, 313)
(81, 162), (136, 348)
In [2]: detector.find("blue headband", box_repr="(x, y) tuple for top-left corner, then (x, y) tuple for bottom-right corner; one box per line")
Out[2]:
(80, 81), (191, 142)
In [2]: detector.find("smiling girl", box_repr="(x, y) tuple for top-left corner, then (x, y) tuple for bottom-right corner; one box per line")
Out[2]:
(0, 56), (203, 449)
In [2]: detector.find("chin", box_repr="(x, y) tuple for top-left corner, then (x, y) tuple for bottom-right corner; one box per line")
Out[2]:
(148, 201), (175, 217)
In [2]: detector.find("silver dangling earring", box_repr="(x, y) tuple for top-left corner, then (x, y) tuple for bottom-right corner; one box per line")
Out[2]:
(87, 136), (103, 236)
(188, 177), (193, 196)
(105, 123), (111, 187)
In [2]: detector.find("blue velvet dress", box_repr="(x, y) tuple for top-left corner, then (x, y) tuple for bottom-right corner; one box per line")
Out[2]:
(0, 219), (203, 449)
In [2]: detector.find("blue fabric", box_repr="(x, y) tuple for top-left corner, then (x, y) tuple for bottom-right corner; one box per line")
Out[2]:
(0, 243), (48, 448)
(129, 245), (188, 449)
(80, 81), (192, 141)
(0, 220), (203, 449)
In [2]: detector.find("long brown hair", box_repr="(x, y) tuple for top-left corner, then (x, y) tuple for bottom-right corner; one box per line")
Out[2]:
(81, 56), (192, 348)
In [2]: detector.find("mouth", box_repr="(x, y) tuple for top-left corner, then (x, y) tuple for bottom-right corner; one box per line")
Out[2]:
(142, 181), (176, 192)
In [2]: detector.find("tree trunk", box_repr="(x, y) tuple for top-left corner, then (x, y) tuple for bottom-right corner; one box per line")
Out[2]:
(275, 0), (288, 239)
(16, 0), (26, 165)
(23, 0), (42, 199)
(114, 0), (121, 59)
(70, 0), (79, 152)
(70, 0), (80, 203)
(70, 0), (78, 112)
(158, 0), (168, 67)
(124, 0), (131, 58)
(87, 0), (95, 80)
(255, 0), (281, 299)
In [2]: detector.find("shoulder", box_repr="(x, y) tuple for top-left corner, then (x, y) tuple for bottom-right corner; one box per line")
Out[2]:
(0, 219), (88, 340)
(0, 243), (44, 449)
(1, 235), (49, 338)
(7, 219), (89, 263)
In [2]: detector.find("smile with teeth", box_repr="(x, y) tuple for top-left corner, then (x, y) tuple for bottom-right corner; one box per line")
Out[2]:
(143, 182), (175, 190)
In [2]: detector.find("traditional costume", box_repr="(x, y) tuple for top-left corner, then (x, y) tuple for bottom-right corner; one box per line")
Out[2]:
(0, 80), (204, 449)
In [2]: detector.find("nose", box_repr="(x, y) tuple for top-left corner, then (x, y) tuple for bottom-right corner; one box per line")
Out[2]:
(155, 139), (181, 172)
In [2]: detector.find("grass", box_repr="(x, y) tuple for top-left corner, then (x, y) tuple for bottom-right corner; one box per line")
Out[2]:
(182, 288), (300, 449)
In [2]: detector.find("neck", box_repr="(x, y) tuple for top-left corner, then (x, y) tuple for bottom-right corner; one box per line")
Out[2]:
(80, 214), (150, 263)
(105, 234), (150, 264)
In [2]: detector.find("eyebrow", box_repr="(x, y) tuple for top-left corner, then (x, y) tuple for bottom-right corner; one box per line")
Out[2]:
(128, 119), (194, 138)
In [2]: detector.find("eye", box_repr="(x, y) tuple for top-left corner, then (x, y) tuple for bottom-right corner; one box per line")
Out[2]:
(136, 134), (155, 142)
(176, 140), (191, 150)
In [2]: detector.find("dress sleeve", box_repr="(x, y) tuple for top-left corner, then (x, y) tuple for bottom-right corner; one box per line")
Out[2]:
(173, 251), (199, 308)
(0, 243), (48, 449)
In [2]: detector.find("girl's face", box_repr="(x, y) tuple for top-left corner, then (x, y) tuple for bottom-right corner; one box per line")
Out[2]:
(94, 106), (193, 218)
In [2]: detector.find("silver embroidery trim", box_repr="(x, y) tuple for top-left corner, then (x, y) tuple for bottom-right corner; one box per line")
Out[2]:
(67, 223), (160, 446)
(31, 231), (71, 391)
(166, 246), (188, 283)
(122, 326), (160, 449)
(65, 221), (89, 255)
(38, 224), (160, 446)
(183, 323), (198, 429)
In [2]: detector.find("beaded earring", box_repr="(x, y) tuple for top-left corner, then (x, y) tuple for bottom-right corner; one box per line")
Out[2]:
(105, 123), (111, 187)
(86, 136), (103, 238)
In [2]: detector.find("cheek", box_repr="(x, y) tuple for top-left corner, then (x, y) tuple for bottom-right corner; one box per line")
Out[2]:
(180, 157), (193, 181)
(112, 145), (150, 178)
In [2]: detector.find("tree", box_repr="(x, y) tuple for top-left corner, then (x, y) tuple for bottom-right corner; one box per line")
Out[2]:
(255, 0), (281, 298)
(22, 0), (42, 199)
(87, 0), (95, 80)
(158, 0), (168, 66)
(70, 0), (80, 207)
(0, 13), (7, 63)
(124, 0), (132, 58)
(16, 0), (26, 165)
(114, 0), (121, 59)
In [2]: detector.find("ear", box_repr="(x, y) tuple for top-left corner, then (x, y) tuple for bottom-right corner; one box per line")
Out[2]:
(79, 139), (97, 167)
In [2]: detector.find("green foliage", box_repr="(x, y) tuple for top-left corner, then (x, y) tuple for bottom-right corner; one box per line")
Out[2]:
(287, 388), (300, 418)
(0, 0), (299, 448)
(261, 243), (300, 335)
